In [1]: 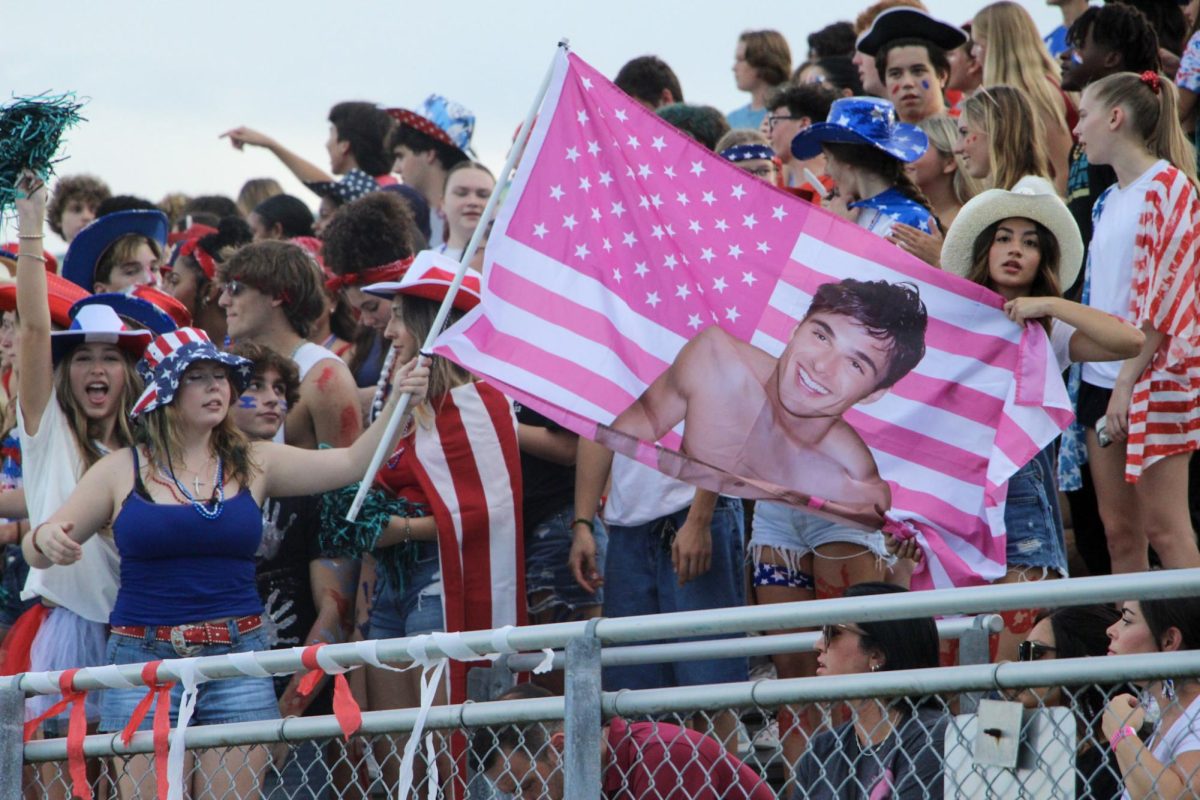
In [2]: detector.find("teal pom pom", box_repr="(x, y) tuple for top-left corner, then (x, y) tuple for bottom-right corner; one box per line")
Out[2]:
(0, 92), (86, 213)
(319, 480), (430, 594)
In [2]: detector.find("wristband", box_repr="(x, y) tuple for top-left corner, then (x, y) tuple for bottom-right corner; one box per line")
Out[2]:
(1109, 725), (1137, 751)
(28, 523), (47, 557)
(571, 518), (595, 533)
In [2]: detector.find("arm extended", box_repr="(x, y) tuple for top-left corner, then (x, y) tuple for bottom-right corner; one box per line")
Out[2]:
(258, 360), (426, 499)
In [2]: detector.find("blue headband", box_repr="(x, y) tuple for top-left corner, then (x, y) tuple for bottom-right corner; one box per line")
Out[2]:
(720, 144), (775, 163)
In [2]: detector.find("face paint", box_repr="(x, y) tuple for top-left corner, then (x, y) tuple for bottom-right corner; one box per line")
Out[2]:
(921, 79), (930, 90)
(238, 395), (257, 409)
(316, 365), (336, 392)
(891, 83), (900, 94)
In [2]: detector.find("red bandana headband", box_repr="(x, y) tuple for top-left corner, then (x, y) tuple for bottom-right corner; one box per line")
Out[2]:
(176, 238), (217, 279)
(325, 255), (415, 292)
(1140, 70), (1161, 94)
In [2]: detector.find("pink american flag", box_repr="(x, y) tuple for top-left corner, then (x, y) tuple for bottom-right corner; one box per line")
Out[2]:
(435, 49), (1074, 589)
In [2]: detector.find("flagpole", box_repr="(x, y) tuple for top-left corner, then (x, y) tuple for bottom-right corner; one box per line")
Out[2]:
(346, 38), (570, 522)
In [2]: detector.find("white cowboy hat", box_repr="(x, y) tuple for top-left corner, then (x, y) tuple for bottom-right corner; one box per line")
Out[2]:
(940, 175), (1083, 291)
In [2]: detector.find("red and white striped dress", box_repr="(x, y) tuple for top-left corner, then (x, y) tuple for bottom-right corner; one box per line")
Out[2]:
(1125, 164), (1200, 481)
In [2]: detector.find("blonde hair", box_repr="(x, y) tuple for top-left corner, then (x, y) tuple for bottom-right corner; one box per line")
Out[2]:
(393, 296), (472, 426)
(95, 235), (164, 287)
(963, 86), (1052, 190)
(973, 2), (1069, 143)
(54, 348), (143, 469)
(138, 399), (256, 489)
(714, 129), (771, 151)
(917, 114), (983, 206)
(1086, 72), (1198, 184)
(237, 178), (284, 217)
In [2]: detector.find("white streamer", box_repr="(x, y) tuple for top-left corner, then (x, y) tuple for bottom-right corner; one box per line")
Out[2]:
(393, 659), (448, 800)
(313, 646), (354, 675)
(225, 652), (273, 678)
(488, 625), (518, 660)
(167, 659), (206, 800)
(24, 671), (58, 695)
(352, 639), (420, 673)
(532, 648), (556, 675)
(430, 631), (481, 662)
(85, 665), (138, 690)
(406, 634), (434, 667)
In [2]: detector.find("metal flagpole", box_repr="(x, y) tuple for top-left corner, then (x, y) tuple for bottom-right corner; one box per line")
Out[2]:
(347, 38), (570, 522)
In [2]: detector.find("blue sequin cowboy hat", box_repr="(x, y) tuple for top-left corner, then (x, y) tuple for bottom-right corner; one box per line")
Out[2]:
(790, 97), (928, 163)
(61, 209), (169, 291)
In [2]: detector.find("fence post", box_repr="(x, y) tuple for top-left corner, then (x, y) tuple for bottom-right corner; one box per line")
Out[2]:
(957, 615), (993, 714)
(563, 620), (602, 800)
(0, 688), (23, 800)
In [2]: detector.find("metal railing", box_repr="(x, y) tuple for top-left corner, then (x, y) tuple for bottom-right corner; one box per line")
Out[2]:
(5, 568), (1200, 799)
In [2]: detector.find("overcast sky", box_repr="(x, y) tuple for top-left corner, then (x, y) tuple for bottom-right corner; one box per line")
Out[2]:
(4, 1), (1061, 247)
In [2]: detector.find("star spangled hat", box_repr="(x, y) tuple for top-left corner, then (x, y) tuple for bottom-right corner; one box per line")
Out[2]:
(131, 327), (253, 418)
(790, 97), (928, 163)
(387, 95), (475, 157)
(304, 168), (380, 204)
(61, 209), (169, 291)
(855, 7), (968, 56)
(69, 285), (191, 338)
(49, 304), (155, 365)
(362, 250), (481, 313)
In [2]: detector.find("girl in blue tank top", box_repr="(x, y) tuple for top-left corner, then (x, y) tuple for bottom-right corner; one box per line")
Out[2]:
(26, 325), (426, 799)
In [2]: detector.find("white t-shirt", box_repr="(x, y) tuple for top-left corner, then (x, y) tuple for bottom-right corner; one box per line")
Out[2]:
(603, 455), (698, 527)
(1123, 694), (1200, 800)
(17, 390), (121, 623)
(273, 341), (342, 443)
(1082, 160), (1166, 388)
(1050, 319), (1077, 372)
(1153, 693), (1200, 762)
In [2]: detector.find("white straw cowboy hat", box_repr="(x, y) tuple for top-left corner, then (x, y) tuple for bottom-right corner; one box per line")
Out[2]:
(941, 175), (1083, 291)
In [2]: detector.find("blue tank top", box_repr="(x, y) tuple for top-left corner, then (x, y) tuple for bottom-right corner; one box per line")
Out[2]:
(110, 448), (264, 626)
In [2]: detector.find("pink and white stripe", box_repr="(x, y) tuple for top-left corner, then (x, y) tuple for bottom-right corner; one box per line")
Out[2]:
(434, 50), (1073, 588)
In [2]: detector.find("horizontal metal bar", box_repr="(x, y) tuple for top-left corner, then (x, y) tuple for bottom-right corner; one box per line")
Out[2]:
(24, 650), (1200, 762)
(8, 569), (1197, 696)
(502, 614), (1003, 672)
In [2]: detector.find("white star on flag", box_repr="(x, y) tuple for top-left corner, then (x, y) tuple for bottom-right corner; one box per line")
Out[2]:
(549, 185), (564, 201)
(565, 147), (580, 162)
(645, 291), (660, 307)
(562, 214), (577, 230)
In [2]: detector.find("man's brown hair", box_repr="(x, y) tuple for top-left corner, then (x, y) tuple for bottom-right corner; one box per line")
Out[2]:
(739, 30), (793, 87)
(219, 241), (325, 339)
(47, 175), (111, 237)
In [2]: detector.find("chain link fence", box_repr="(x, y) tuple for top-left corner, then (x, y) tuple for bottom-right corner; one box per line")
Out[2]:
(9, 570), (1200, 799)
(18, 681), (1200, 799)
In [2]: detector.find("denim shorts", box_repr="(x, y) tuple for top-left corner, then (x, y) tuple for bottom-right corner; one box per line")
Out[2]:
(749, 500), (890, 563)
(367, 543), (445, 640)
(601, 496), (748, 690)
(1005, 447), (1069, 577)
(98, 625), (279, 732)
(525, 508), (606, 621)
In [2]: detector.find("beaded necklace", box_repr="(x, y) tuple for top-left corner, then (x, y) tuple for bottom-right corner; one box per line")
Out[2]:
(370, 344), (399, 423)
(160, 452), (226, 520)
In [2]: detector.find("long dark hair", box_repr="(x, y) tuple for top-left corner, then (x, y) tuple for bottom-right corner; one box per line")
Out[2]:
(1037, 605), (1130, 744)
(964, 218), (1061, 331)
(822, 142), (936, 219)
(846, 582), (940, 716)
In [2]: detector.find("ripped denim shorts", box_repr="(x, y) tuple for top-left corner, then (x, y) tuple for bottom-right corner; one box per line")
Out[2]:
(367, 541), (445, 639)
(1004, 446), (1069, 578)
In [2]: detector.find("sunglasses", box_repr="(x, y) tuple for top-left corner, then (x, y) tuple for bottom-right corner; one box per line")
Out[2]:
(1017, 641), (1057, 662)
(821, 623), (869, 644)
(767, 114), (799, 131)
(220, 280), (249, 298)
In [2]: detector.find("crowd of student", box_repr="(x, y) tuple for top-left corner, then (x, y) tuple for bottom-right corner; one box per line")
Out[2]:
(1, 0), (1199, 797)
